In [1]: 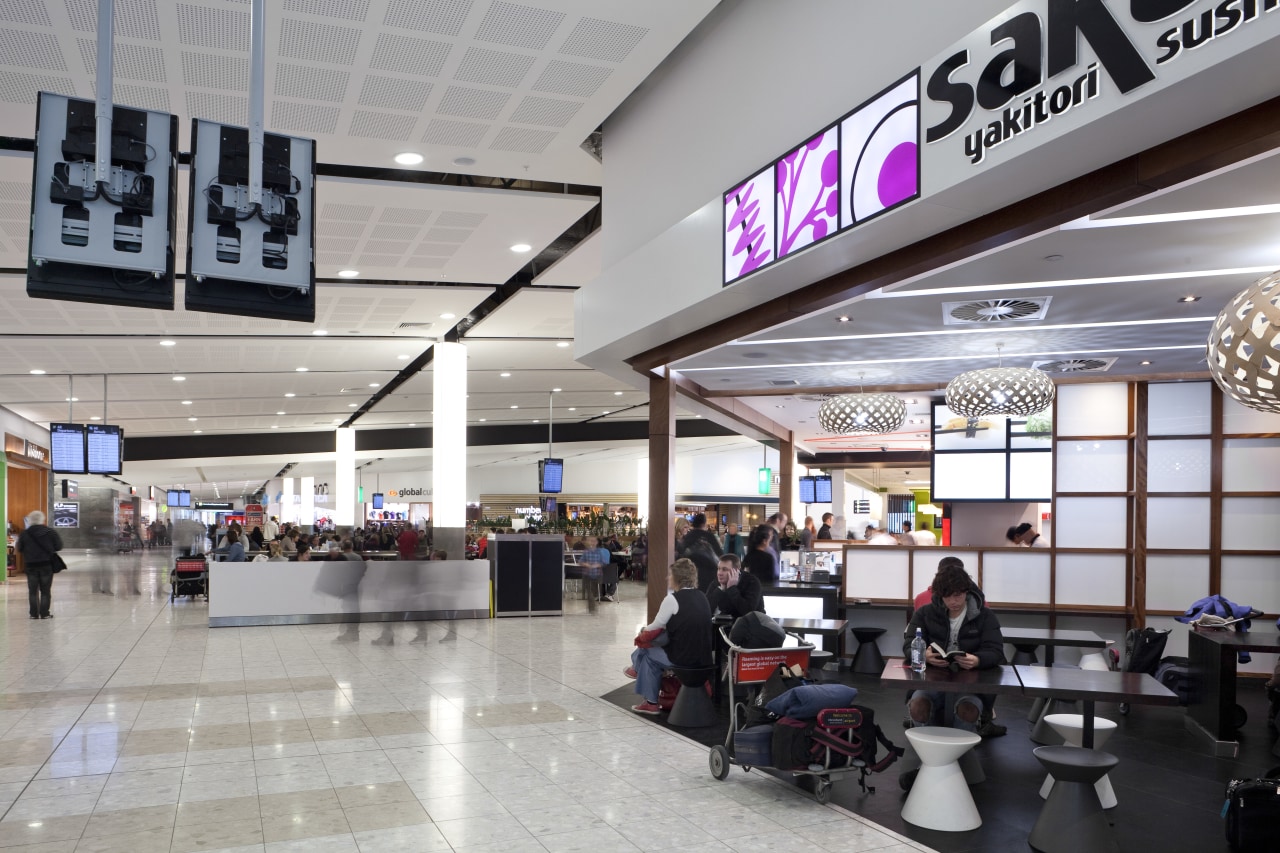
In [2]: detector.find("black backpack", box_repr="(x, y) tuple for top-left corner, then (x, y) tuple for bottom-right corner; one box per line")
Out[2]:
(1123, 627), (1170, 675)
(771, 706), (904, 793)
(1224, 766), (1280, 851)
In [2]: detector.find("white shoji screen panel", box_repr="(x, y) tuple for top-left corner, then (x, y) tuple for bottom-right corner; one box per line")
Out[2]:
(1145, 555), (1210, 611)
(1221, 555), (1280, 614)
(1055, 497), (1128, 548)
(1147, 439), (1211, 493)
(1147, 497), (1211, 549)
(846, 548), (909, 601)
(1056, 440), (1129, 493)
(1224, 395), (1280, 434)
(981, 549), (1050, 604)
(910, 550), (980, 600)
(1057, 384), (1129, 437)
(1221, 498), (1280, 551)
(1148, 382), (1211, 436)
(1056, 554), (1127, 607)
(1222, 439), (1280, 491)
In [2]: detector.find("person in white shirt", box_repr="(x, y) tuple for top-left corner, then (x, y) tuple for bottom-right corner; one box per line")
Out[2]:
(1007, 522), (1049, 548)
(263, 516), (279, 540)
(907, 521), (938, 547)
(866, 525), (900, 546)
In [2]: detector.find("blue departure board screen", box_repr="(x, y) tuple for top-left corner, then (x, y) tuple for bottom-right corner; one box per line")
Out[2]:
(50, 423), (87, 474)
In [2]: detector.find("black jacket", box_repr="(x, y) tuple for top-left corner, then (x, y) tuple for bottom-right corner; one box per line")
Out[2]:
(666, 588), (714, 668)
(705, 570), (765, 619)
(743, 548), (779, 585)
(681, 528), (723, 558)
(902, 584), (1004, 668)
(817, 524), (832, 540)
(16, 524), (63, 567)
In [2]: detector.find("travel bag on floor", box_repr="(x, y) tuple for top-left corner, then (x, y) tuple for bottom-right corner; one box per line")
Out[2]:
(1224, 767), (1280, 851)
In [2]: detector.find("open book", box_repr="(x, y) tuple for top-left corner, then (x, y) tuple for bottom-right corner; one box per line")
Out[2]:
(928, 643), (967, 662)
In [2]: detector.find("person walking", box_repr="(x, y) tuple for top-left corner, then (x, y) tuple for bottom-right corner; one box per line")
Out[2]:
(15, 511), (63, 619)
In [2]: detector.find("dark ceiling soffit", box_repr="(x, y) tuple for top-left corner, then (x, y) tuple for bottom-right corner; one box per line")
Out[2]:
(798, 450), (932, 468)
(123, 418), (735, 462)
(665, 371), (792, 443)
(0, 137), (602, 196)
(628, 94), (1280, 373)
(703, 371), (1214, 398)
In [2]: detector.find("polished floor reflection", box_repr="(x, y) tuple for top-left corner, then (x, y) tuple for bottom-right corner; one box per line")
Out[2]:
(0, 551), (929, 853)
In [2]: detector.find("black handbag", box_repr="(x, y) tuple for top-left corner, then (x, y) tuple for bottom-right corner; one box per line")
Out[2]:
(37, 530), (66, 572)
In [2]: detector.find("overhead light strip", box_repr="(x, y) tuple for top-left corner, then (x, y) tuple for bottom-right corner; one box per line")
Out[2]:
(731, 315), (1214, 347)
(1061, 203), (1280, 229)
(864, 265), (1280, 300)
(678, 344), (1205, 373)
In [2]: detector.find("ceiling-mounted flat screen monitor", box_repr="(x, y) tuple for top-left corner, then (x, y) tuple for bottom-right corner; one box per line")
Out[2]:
(372, 492), (384, 510)
(813, 475), (833, 503)
(798, 476), (816, 504)
(50, 423), (88, 474)
(86, 423), (122, 475)
(167, 489), (181, 507)
(178, 489), (191, 507)
(539, 458), (563, 494)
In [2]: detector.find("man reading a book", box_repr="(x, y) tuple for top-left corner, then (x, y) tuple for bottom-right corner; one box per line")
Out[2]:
(902, 561), (1005, 733)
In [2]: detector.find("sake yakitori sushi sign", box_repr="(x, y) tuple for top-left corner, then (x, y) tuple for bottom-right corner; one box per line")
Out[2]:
(722, 0), (1280, 286)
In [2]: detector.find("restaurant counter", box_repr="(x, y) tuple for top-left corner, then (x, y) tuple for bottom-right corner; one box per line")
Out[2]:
(208, 559), (490, 627)
(761, 580), (843, 653)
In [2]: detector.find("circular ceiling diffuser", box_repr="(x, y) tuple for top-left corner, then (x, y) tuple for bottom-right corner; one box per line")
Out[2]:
(1036, 358), (1111, 373)
(948, 298), (1045, 323)
(1207, 270), (1280, 412)
(818, 393), (907, 435)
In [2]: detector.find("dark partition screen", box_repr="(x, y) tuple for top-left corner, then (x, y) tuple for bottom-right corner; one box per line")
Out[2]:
(494, 540), (530, 614)
(530, 540), (564, 612)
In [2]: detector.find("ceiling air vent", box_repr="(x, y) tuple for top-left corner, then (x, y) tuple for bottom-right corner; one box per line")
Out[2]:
(942, 296), (1051, 325)
(1032, 357), (1118, 374)
(768, 379), (799, 386)
(397, 321), (433, 330)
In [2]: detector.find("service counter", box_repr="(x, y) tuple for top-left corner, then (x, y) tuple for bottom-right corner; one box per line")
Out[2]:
(761, 580), (842, 652)
(208, 559), (490, 627)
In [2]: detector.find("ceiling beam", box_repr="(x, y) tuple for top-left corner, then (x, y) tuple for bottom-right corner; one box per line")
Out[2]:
(702, 371), (1213, 398)
(626, 94), (1280, 374)
(664, 370), (792, 444)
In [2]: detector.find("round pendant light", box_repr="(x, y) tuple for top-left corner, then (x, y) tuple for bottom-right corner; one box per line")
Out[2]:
(945, 365), (1056, 418)
(1207, 270), (1280, 412)
(817, 393), (907, 435)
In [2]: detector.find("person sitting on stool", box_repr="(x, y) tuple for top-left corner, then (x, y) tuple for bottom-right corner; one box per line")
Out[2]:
(705, 553), (764, 619)
(624, 558), (713, 715)
(904, 561), (1004, 733)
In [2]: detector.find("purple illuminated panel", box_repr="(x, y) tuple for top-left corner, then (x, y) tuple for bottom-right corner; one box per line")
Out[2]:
(723, 167), (774, 284)
(775, 126), (839, 260)
(841, 71), (920, 228)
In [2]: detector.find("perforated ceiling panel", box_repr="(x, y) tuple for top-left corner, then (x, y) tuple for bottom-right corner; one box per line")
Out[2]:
(278, 18), (363, 64)
(358, 75), (433, 112)
(559, 17), (647, 62)
(349, 110), (417, 141)
(283, 0), (371, 23)
(369, 33), (452, 76)
(76, 41), (168, 83)
(490, 126), (555, 154)
(474, 1), (564, 50)
(510, 95), (580, 127)
(531, 59), (611, 98)
(436, 211), (487, 228)
(181, 51), (247, 90)
(380, 207), (433, 226)
(0, 28), (65, 71)
(185, 90), (247, 126)
(176, 4), (249, 51)
(437, 85), (510, 120)
(274, 64), (349, 103)
(420, 118), (488, 147)
(115, 83), (169, 112)
(2, 0), (51, 26)
(453, 47), (535, 87)
(272, 100), (340, 134)
(382, 0), (473, 35)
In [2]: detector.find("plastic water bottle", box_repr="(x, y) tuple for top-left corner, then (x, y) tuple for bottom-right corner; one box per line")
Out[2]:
(910, 628), (926, 672)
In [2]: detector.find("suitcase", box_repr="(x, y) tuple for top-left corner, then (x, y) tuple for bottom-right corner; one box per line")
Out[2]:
(732, 724), (774, 766)
(1224, 769), (1280, 851)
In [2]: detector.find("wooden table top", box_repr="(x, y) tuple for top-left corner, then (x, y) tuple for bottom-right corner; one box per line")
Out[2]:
(1001, 628), (1108, 648)
(880, 661), (1025, 694)
(1188, 628), (1280, 652)
(1014, 666), (1179, 706)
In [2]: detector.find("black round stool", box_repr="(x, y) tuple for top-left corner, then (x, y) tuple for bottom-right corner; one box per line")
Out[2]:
(808, 649), (834, 680)
(667, 665), (718, 727)
(1030, 745), (1120, 853)
(1011, 643), (1041, 665)
(851, 627), (886, 675)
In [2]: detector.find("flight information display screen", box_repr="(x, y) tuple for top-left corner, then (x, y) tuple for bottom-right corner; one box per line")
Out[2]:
(798, 476), (815, 504)
(540, 458), (563, 494)
(50, 423), (87, 474)
(86, 424), (122, 475)
(813, 475), (832, 503)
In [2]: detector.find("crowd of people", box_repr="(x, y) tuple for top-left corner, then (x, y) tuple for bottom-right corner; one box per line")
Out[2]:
(205, 518), (442, 563)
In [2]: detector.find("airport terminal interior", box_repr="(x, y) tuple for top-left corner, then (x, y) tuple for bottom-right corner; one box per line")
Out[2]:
(2, 1), (1280, 852)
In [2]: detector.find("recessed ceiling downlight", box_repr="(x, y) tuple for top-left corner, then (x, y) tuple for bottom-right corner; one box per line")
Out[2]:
(510, 243), (532, 253)
(394, 152), (424, 166)
(159, 339), (176, 346)
(453, 156), (476, 167)
(337, 270), (359, 279)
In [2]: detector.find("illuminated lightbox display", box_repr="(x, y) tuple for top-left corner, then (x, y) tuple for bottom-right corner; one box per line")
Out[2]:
(723, 71), (920, 286)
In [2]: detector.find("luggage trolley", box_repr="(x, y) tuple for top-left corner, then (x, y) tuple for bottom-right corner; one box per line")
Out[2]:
(709, 627), (867, 803)
(170, 556), (209, 601)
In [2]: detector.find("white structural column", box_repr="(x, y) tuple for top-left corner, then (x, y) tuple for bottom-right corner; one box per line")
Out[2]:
(282, 477), (295, 526)
(334, 427), (355, 529)
(433, 342), (467, 529)
(300, 476), (314, 528)
(829, 473), (847, 539)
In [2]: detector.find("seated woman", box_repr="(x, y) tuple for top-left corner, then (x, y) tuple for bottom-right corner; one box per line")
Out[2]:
(266, 541), (287, 562)
(742, 524), (779, 584)
(624, 558), (713, 715)
(223, 530), (246, 562)
(705, 553), (764, 619)
(903, 561), (1004, 733)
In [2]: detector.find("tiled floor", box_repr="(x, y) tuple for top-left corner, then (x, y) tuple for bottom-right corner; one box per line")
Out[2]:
(0, 550), (932, 853)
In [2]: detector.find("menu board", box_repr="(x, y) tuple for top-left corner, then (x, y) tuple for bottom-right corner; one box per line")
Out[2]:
(86, 424), (122, 475)
(50, 423), (87, 474)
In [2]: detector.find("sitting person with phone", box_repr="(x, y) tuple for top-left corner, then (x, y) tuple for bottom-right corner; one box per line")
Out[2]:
(902, 561), (1004, 734)
(704, 553), (764, 620)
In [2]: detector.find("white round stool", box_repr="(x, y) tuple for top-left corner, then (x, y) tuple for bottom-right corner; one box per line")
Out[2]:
(1039, 713), (1119, 809)
(901, 727), (983, 831)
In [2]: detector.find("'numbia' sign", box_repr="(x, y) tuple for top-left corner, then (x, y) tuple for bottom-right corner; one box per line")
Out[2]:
(924, 0), (1280, 166)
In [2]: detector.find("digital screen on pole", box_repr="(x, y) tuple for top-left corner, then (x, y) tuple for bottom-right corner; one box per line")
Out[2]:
(167, 489), (180, 507)
(813, 475), (832, 503)
(539, 458), (563, 494)
(798, 476), (815, 504)
(178, 489), (191, 507)
(50, 423), (87, 474)
(86, 423), (122, 475)
(372, 492), (384, 509)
